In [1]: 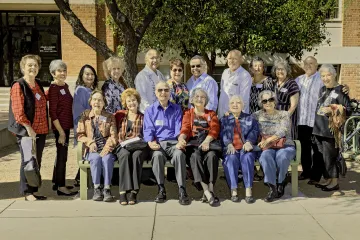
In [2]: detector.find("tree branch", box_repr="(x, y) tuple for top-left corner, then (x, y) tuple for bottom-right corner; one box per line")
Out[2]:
(105, 0), (135, 38)
(135, 0), (164, 40)
(54, 0), (114, 58)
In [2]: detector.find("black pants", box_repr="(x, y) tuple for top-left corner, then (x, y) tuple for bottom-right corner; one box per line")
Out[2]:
(117, 147), (149, 192)
(186, 147), (219, 184)
(52, 130), (70, 187)
(297, 125), (324, 181)
(17, 134), (46, 195)
(314, 135), (339, 179)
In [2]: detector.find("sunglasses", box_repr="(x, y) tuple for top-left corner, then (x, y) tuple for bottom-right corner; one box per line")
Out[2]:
(191, 65), (201, 68)
(172, 68), (183, 72)
(261, 97), (275, 104)
(157, 88), (170, 93)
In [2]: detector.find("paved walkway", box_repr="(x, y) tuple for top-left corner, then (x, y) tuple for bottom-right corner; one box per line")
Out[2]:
(0, 197), (359, 240)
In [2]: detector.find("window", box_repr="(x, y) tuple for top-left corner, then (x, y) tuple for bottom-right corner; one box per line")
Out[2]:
(326, 0), (341, 20)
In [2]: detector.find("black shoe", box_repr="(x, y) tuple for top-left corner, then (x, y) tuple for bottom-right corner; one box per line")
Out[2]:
(231, 195), (239, 202)
(178, 189), (190, 205)
(321, 184), (340, 192)
(92, 188), (103, 201)
(119, 193), (128, 205)
(57, 190), (78, 196)
(245, 196), (255, 204)
(276, 181), (287, 198)
(208, 192), (219, 207)
(103, 189), (114, 202)
(53, 185), (74, 191)
(315, 183), (329, 189)
(264, 183), (277, 203)
(128, 192), (138, 205)
(155, 190), (167, 203)
(298, 174), (310, 180)
(33, 194), (47, 200)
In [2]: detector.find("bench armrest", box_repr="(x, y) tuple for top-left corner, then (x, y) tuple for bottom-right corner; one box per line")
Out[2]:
(292, 140), (301, 165)
(77, 142), (84, 166)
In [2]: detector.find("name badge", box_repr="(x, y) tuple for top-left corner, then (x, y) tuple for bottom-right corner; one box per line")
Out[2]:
(35, 93), (41, 100)
(330, 92), (338, 99)
(207, 115), (211, 121)
(99, 116), (107, 122)
(256, 84), (263, 89)
(280, 88), (288, 93)
(155, 120), (164, 126)
(60, 89), (66, 95)
(245, 121), (252, 126)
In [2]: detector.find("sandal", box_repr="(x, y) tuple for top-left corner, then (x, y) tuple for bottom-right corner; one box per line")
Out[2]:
(119, 193), (128, 206)
(128, 192), (138, 205)
(208, 192), (219, 207)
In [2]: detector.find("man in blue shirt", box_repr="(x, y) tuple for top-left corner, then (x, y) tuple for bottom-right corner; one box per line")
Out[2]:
(143, 81), (190, 205)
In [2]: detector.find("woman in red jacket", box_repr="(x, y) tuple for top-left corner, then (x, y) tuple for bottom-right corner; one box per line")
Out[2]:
(177, 88), (220, 206)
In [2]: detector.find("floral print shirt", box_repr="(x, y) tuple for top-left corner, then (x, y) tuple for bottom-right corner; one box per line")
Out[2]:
(167, 79), (189, 110)
(101, 78), (125, 114)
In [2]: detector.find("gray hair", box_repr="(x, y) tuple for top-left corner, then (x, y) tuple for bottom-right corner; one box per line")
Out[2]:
(155, 81), (170, 90)
(319, 64), (337, 78)
(190, 55), (207, 67)
(229, 95), (244, 107)
(49, 59), (67, 74)
(258, 90), (278, 108)
(271, 59), (291, 78)
(189, 88), (209, 107)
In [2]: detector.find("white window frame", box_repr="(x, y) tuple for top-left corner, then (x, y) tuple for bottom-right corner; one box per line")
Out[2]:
(325, 0), (342, 21)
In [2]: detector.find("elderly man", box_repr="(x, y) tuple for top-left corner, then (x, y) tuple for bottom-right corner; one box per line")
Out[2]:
(143, 81), (190, 205)
(218, 50), (252, 118)
(296, 56), (349, 183)
(135, 49), (166, 113)
(186, 55), (218, 111)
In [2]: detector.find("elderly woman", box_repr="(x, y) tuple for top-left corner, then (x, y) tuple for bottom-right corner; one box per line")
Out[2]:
(77, 90), (118, 202)
(177, 88), (220, 206)
(167, 58), (189, 110)
(253, 90), (296, 202)
(272, 60), (300, 139)
(102, 57), (126, 113)
(48, 60), (77, 196)
(312, 64), (351, 191)
(8, 54), (48, 201)
(221, 95), (259, 203)
(73, 64), (98, 185)
(249, 56), (275, 114)
(115, 88), (149, 205)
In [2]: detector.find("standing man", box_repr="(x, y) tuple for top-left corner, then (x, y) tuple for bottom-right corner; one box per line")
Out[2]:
(143, 81), (190, 205)
(218, 50), (252, 117)
(135, 49), (165, 113)
(186, 55), (219, 111)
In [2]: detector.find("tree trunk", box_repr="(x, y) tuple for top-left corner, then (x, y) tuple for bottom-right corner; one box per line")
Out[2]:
(202, 51), (216, 75)
(122, 38), (139, 88)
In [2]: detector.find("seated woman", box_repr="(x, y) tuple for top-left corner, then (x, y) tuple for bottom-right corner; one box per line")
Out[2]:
(177, 88), (220, 206)
(312, 64), (351, 191)
(114, 88), (149, 205)
(220, 95), (259, 203)
(77, 90), (118, 202)
(252, 90), (296, 202)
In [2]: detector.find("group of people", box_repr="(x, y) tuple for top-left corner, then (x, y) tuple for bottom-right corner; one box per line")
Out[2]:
(8, 49), (351, 206)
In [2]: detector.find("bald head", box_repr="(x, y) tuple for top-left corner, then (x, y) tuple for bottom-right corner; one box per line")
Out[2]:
(226, 49), (243, 72)
(145, 49), (160, 71)
(303, 56), (318, 77)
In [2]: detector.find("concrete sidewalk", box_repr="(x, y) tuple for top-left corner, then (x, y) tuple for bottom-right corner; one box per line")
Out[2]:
(0, 197), (359, 240)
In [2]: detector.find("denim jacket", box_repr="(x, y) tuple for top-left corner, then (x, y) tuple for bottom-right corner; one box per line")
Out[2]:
(220, 112), (259, 150)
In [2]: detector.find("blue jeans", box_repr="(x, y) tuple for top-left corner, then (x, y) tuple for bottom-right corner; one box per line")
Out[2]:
(88, 153), (116, 186)
(223, 150), (256, 189)
(259, 146), (296, 185)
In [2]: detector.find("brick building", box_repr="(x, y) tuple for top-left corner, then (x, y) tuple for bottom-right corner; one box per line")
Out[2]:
(0, 0), (360, 98)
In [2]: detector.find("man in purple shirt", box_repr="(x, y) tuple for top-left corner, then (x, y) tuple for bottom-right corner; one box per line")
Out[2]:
(143, 82), (190, 205)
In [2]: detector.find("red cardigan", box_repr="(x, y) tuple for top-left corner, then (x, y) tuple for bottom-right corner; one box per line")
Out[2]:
(180, 108), (220, 141)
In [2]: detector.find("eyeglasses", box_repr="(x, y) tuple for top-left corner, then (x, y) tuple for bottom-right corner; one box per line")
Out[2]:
(261, 97), (275, 104)
(191, 65), (201, 68)
(172, 68), (183, 72)
(157, 88), (170, 93)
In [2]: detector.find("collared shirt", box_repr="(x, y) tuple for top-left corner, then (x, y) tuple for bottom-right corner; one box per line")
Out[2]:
(186, 73), (219, 111)
(102, 78), (125, 113)
(218, 66), (252, 117)
(295, 72), (323, 127)
(135, 65), (166, 113)
(143, 101), (182, 142)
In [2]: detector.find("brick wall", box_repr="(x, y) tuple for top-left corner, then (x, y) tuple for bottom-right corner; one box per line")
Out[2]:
(341, 0), (360, 99)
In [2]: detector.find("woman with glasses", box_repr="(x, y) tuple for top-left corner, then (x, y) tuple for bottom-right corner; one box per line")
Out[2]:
(253, 90), (296, 203)
(167, 58), (189, 110)
(272, 60), (300, 139)
(177, 88), (220, 206)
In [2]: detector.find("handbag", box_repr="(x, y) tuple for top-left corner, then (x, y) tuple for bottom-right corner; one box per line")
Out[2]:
(123, 139), (148, 152)
(22, 137), (42, 188)
(260, 134), (286, 150)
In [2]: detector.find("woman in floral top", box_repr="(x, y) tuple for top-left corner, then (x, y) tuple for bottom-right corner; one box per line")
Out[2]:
(167, 58), (189, 110)
(252, 90), (296, 203)
(102, 57), (126, 113)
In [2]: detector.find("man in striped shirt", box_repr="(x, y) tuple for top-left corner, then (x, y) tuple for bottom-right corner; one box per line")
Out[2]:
(296, 57), (349, 183)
